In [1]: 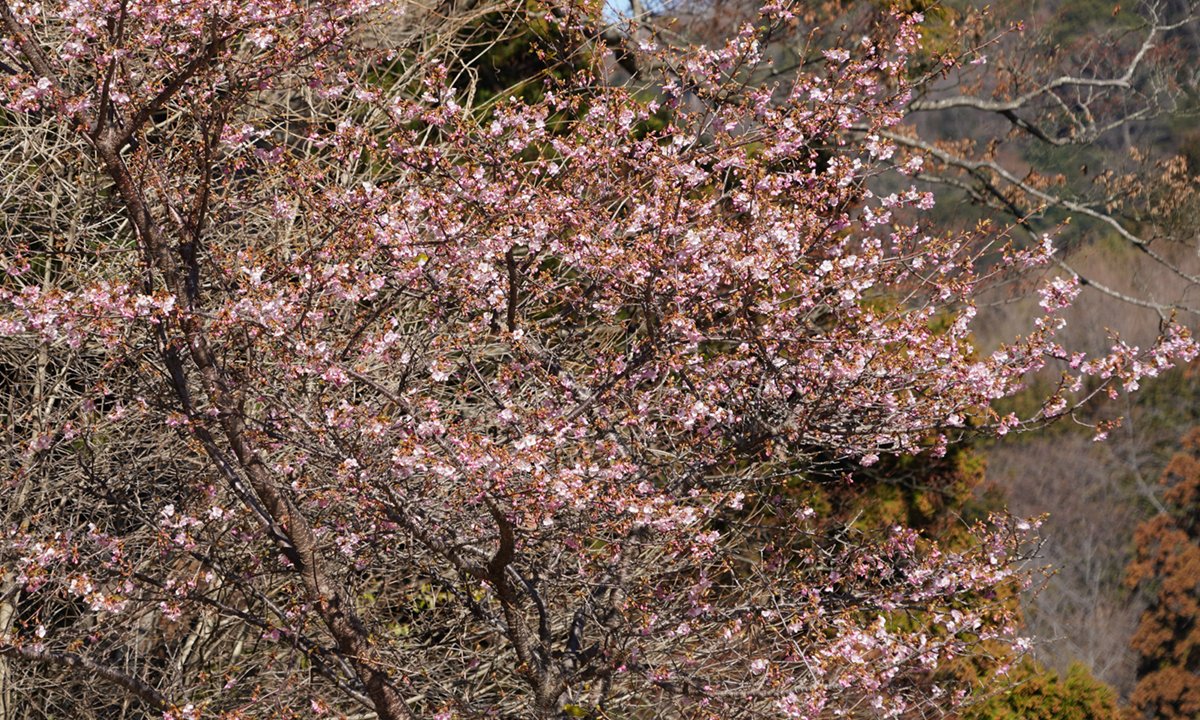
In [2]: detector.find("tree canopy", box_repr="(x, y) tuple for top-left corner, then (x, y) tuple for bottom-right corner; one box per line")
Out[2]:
(0, 0), (1196, 718)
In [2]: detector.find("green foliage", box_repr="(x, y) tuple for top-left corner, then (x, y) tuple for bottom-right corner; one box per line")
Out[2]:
(452, 2), (591, 108)
(813, 442), (997, 541)
(964, 660), (1119, 720)
(1045, 0), (1141, 48)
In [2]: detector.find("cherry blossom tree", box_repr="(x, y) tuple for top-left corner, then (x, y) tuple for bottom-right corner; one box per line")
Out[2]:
(0, 1), (1195, 719)
(621, 0), (1200, 327)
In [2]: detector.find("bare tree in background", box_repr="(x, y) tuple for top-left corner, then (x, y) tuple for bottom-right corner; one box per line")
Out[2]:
(623, 0), (1200, 319)
(987, 435), (1145, 697)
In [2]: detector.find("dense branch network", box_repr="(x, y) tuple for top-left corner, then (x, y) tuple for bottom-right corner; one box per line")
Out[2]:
(0, 1), (1196, 720)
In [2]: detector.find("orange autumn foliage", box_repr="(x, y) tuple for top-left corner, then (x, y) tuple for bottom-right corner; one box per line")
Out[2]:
(1125, 428), (1200, 720)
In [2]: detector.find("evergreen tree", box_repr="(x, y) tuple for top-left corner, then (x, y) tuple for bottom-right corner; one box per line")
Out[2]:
(964, 661), (1119, 720)
(1126, 428), (1200, 720)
